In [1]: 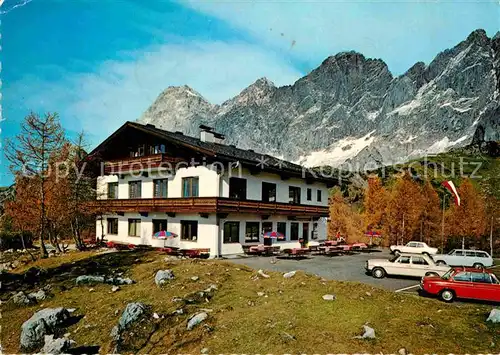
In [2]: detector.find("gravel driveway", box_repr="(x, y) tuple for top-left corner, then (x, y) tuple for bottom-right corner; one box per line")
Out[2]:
(229, 249), (421, 292)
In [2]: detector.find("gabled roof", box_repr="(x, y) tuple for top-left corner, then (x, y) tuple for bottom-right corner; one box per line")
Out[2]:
(89, 121), (340, 185)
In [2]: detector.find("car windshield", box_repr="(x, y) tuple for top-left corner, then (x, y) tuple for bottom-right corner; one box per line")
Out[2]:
(447, 250), (455, 255)
(441, 269), (454, 280)
(389, 255), (398, 262)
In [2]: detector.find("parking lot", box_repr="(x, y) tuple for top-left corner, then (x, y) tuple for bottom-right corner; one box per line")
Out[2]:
(230, 249), (422, 293)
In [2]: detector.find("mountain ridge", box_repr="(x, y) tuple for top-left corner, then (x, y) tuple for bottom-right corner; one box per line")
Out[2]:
(139, 29), (499, 170)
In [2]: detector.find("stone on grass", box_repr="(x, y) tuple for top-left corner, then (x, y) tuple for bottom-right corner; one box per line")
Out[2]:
(257, 292), (265, 297)
(28, 290), (48, 301)
(322, 294), (336, 301)
(155, 270), (175, 286)
(487, 309), (500, 323)
(204, 284), (218, 293)
(191, 276), (199, 281)
(20, 307), (70, 350)
(110, 302), (150, 341)
(354, 325), (376, 339)
(365, 292), (372, 297)
(187, 312), (208, 330)
(283, 271), (297, 279)
(111, 286), (120, 292)
(40, 335), (75, 355)
(201, 347), (209, 354)
(257, 269), (270, 278)
(12, 291), (33, 305)
(153, 312), (160, 319)
(75, 275), (105, 285)
(398, 347), (408, 355)
(113, 277), (135, 285)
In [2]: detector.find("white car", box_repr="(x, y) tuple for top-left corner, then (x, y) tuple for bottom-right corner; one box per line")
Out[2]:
(366, 253), (450, 279)
(433, 249), (493, 268)
(389, 241), (438, 255)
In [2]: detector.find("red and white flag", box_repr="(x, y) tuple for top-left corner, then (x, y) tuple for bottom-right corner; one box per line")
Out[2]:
(441, 181), (461, 206)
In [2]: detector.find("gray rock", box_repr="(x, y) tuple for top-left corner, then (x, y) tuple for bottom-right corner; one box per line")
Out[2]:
(20, 308), (70, 350)
(111, 302), (150, 341)
(354, 325), (376, 339)
(283, 271), (297, 279)
(28, 290), (48, 301)
(191, 276), (199, 281)
(322, 294), (336, 301)
(487, 308), (500, 323)
(111, 286), (120, 292)
(40, 335), (75, 354)
(75, 275), (105, 285)
(398, 347), (408, 355)
(187, 312), (208, 330)
(12, 291), (33, 305)
(204, 284), (218, 293)
(201, 347), (209, 354)
(155, 270), (175, 286)
(257, 292), (265, 297)
(113, 277), (134, 285)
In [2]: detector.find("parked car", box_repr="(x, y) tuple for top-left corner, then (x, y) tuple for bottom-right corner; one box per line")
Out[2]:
(433, 249), (493, 268)
(420, 267), (500, 302)
(389, 241), (438, 255)
(366, 253), (450, 279)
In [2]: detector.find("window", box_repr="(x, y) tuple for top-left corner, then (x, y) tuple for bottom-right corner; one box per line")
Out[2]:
(229, 177), (247, 200)
(181, 221), (198, 241)
(476, 252), (488, 258)
(454, 250), (464, 256)
(412, 256), (429, 265)
(182, 177), (199, 197)
(290, 222), (299, 240)
(245, 222), (260, 243)
(465, 251), (476, 257)
(277, 222), (286, 238)
(129, 181), (142, 198)
(153, 179), (168, 198)
(471, 273), (492, 284)
(137, 145), (145, 157)
(262, 222), (273, 234)
(107, 182), (118, 199)
(317, 190), (322, 202)
(151, 144), (166, 154)
(407, 242), (417, 247)
(289, 186), (301, 204)
(128, 219), (141, 237)
(107, 218), (118, 235)
(312, 222), (318, 240)
(453, 272), (471, 282)
(398, 256), (411, 264)
(306, 188), (312, 201)
(224, 222), (240, 243)
(262, 182), (276, 202)
(152, 219), (168, 234)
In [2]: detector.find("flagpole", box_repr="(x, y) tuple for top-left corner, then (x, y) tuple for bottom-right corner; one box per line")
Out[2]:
(441, 193), (446, 253)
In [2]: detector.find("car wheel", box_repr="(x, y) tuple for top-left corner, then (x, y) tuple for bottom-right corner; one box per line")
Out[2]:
(372, 267), (386, 279)
(436, 260), (446, 266)
(439, 289), (455, 303)
(425, 272), (439, 277)
(473, 263), (484, 269)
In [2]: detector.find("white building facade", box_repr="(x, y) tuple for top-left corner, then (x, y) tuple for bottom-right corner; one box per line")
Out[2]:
(92, 122), (334, 257)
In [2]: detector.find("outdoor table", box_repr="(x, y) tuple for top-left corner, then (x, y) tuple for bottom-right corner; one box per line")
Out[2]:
(282, 247), (310, 258)
(179, 248), (210, 258)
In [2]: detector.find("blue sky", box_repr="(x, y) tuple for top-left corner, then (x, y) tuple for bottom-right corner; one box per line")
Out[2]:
(1, 0), (499, 185)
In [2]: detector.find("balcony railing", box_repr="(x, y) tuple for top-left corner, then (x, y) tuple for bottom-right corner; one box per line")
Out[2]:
(103, 154), (184, 174)
(93, 197), (328, 216)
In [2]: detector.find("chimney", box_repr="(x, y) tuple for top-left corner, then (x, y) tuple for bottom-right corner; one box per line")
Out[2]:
(199, 125), (224, 144)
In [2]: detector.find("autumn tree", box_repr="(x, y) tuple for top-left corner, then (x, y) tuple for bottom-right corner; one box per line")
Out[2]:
(328, 188), (364, 242)
(446, 179), (487, 248)
(363, 176), (389, 232)
(419, 180), (441, 246)
(384, 174), (424, 245)
(5, 112), (65, 257)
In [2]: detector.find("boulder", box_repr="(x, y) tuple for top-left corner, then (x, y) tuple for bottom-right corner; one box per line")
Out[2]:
(112, 277), (134, 285)
(487, 309), (500, 323)
(283, 271), (297, 279)
(187, 312), (208, 330)
(40, 335), (75, 354)
(12, 291), (33, 305)
(110, 303), (150, 341)
(20, 308), (70, 350)
(155, 270), (175, 286)
(75, 275), (105, 285)
(322, 294), (336, 301)
(28, 290), (49, 302)
(354, 325), (376, 339)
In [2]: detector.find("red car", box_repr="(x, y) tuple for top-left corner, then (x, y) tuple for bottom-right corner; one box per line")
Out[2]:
(420, 267), (500, 302)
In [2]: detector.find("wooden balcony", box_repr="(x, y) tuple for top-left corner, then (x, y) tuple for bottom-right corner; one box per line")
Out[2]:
(93, 197), (328, 217)
(103, 154), (184, 174)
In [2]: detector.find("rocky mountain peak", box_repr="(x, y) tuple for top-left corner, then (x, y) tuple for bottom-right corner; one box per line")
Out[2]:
(138, 29), (499, 170)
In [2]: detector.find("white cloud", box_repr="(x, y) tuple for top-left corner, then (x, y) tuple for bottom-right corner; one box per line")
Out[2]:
(10, 41), (301, 142)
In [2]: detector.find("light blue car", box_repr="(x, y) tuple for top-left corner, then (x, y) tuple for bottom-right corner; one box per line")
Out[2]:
(433, 249), (493, 268)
